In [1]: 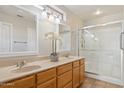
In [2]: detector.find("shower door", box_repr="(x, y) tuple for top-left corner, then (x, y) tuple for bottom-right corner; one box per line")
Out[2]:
(79, 22), (123, 82)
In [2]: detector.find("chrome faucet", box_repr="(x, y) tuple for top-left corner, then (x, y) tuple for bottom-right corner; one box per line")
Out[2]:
(16, 60), (26, 69)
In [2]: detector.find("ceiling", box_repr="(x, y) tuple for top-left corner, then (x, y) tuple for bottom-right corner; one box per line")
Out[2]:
(64, 5), (124, 21)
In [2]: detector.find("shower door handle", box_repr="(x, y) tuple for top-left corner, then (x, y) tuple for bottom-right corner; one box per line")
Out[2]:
(120, 32), (124, 50)
(82, 39), (85, 49)
(84, 39), (85, 48)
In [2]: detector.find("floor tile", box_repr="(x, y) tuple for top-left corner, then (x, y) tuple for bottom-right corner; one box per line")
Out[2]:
(92, 80), (106, 88)
(81, 77), (122, 88)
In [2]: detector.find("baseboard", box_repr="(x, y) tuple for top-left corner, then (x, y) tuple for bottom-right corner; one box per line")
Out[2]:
(85, 73), (123, 86)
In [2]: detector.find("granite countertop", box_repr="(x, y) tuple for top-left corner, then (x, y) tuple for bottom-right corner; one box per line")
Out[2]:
(0, 56), (84, 83)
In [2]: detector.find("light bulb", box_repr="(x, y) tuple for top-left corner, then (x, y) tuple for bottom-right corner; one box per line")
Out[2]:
(91, 34), (95, 38)
(42, 10), (47, 19)
(55, 17), (60, 24)
(95, 9), (102, 15)
(94, 37), (98, 41)
(58, 15), (62, 20)
(49, 14), (54, 21)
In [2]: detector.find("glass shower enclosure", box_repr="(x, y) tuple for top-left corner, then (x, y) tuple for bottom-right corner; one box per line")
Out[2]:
(78, 21), (124, 85)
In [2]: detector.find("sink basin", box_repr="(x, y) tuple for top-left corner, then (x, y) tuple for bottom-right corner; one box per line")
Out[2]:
(12, 65), (41, 73)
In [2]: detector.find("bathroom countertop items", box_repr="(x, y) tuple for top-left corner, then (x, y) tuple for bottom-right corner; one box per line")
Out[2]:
(0, 56), (84, 83)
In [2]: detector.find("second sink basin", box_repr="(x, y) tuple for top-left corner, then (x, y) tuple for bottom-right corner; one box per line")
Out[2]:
(12, 65), (41, 73)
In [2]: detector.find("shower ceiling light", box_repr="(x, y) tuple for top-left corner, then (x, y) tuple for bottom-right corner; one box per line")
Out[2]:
(95, 9), (102, 15)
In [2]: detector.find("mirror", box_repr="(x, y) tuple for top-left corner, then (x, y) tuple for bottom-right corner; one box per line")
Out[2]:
(38, 18), (59, 56)
(0, 6), (37, 55)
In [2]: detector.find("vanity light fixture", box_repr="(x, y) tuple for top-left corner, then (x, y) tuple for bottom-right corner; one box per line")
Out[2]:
(37, 5), (63, 24)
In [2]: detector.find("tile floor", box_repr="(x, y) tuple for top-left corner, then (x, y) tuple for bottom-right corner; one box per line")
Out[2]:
(80, 77), (122, 88)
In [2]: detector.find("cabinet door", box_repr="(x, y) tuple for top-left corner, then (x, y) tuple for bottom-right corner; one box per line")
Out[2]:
(57, 63), (72, 75)
(37, 78), (56, 88)
(73, 61), (80, 68)
(37, 68), (56, 84)
(80, 59), (85, 65)
(0, 75), (35, 88)
(80, 65), (85, 83)
(73, 67), (80, 88)
(57, 70), (72, 88)
(64, 81), (72, 88)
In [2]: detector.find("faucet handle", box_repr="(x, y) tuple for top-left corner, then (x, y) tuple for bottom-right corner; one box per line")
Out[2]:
(16, 60), (26, 68)
(16, 62), (20, 67)
(22, 60), (26, 64)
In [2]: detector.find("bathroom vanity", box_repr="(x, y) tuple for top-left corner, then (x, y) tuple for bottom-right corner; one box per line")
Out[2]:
(0, 57), (85, 88)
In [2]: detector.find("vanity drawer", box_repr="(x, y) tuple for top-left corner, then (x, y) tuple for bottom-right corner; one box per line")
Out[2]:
(0, 75), (35, 88)
(37, 68), (56, 84)
(80, 59), (85, 65)
(73, 61), (80, 68)
(37, 78), (56, 88)
(57, 63), (72, 75)
(57, 70), (72, 88)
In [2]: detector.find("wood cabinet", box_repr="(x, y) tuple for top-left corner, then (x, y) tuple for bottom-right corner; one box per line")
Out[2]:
(80, 65), (85, 83)
(64, 81), (72, 88)
(80, 58), (85, 65)
(57, 63), (72, 75)
(36, 68), (56, 88)
(73, 65), (80, 88)
(37, 78), (56, 88)
(0, 75), (35, 88)
(80, 60), (85, 83)
(73, 59), (85, 88)
(73, 61), (80, 68)
(37, 68), (56, 85)
(57, 70), (72, 88)
(0, 58), (85, 88)
(57, 63), (72, 88)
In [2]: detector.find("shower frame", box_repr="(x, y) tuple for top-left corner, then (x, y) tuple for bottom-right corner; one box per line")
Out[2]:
(77, 20), (124, 86)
